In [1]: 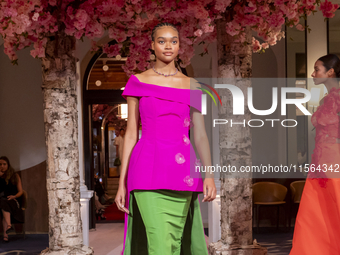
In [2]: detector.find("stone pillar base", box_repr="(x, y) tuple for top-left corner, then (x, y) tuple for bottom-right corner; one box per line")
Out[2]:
(41, 245), (94, 255)
(209, 240), (267, 255)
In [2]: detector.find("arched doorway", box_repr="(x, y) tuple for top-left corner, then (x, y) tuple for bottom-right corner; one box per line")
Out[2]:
(83, 49), (129, 228)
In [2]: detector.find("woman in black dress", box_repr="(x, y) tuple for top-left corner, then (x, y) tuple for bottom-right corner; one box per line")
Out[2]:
(0, 156), (24, 242)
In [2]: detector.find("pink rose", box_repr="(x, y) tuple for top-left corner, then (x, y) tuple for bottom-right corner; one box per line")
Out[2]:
(194, 29), (203, 37)
(296, 24), (305, 31)
(32, 12), (39, 21)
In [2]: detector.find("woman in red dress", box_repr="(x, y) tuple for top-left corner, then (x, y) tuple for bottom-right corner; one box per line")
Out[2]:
(290, 54), (340, 254)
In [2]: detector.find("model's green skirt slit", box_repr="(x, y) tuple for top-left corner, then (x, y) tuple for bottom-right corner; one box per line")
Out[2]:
(123, 189), (208, 255)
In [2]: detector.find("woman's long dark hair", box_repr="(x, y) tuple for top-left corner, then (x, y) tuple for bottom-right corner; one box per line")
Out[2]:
(318, 54), (340, 78)
(0, 156), (17, 185)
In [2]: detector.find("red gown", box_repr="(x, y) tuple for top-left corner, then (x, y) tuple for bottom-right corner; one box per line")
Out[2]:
(290, 87), (340, 254)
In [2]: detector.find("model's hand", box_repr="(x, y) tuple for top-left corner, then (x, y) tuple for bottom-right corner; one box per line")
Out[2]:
(7, 195), (16, 201)
(115, 185), (129, 214)
(202, 178), (216, 202)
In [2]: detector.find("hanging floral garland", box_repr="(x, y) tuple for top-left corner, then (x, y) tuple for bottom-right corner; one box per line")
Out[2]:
(0, 0), (338, 76)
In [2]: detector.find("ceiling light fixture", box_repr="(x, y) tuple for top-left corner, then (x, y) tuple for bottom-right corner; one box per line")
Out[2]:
(103, 65), (109, 71)
(102, 60), (109, 72)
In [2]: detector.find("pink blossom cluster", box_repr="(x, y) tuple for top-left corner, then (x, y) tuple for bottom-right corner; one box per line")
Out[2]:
(224, 0), (338, 53)
(92, 104), (119, 123)
(319, 0), (339, 18)
(0, 0), (338, 69)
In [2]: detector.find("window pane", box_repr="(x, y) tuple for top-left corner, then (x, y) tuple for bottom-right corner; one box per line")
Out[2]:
(329, 9), (340, 56)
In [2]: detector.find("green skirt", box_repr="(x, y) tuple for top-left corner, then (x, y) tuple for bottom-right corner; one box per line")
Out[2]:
(123, 189), (209, 255)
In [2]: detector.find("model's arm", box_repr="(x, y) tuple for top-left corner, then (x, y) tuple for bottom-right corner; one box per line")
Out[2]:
(191, 79), (214, 179)
(192, 110), (216, 202)
(8, 173), (23, 200)
(115, 96), (139, 214)
(192, 112), (213, 179)
(191, 78), (216, 202)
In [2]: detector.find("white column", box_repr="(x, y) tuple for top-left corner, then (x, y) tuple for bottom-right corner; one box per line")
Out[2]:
(306, 11), (328, 163)
(76, 60), (94, 246)
(80, 192), (93, 246)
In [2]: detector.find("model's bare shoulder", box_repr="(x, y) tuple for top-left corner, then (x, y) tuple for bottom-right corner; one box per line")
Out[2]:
(135, 69), (155, 82)
(189, 77), (201, 90)
(175, 73), (193, 90)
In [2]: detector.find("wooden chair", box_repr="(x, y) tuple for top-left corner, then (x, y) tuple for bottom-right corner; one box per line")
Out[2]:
(289, 181), (305, 230)
(11, 190), (27, 239)
(253, 182), (287, 233)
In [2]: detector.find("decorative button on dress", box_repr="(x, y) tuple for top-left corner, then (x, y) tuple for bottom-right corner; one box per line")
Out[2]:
(120, 74), (208, 255)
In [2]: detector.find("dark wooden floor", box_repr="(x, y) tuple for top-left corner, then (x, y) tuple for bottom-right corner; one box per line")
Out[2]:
(0, 228), (294, 255)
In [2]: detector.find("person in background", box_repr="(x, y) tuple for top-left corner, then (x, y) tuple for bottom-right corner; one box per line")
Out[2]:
(114, 129), (120, 139)
(94, 174), (112, 203)
(290, 54), (340, 254)
(94, 192), (107, 221)
(114, 128), (125, 176)
(0, 156), (24, 243)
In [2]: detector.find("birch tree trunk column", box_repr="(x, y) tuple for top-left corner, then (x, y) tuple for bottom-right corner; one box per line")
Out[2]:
(40, 36), (93, 255)
(209, 17), (267, 255)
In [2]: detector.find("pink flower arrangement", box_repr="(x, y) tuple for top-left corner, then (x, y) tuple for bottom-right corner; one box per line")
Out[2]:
(0, 0), (338, 66)
(252, 38), (262, 52)
(295, 24), (305, 31)
(320, 0), (339, 18)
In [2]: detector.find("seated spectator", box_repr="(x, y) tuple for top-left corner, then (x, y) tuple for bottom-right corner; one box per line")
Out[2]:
(94, 192), (107, 220)
(0, 156), (24, 242)
(94, 174), (112, 204)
